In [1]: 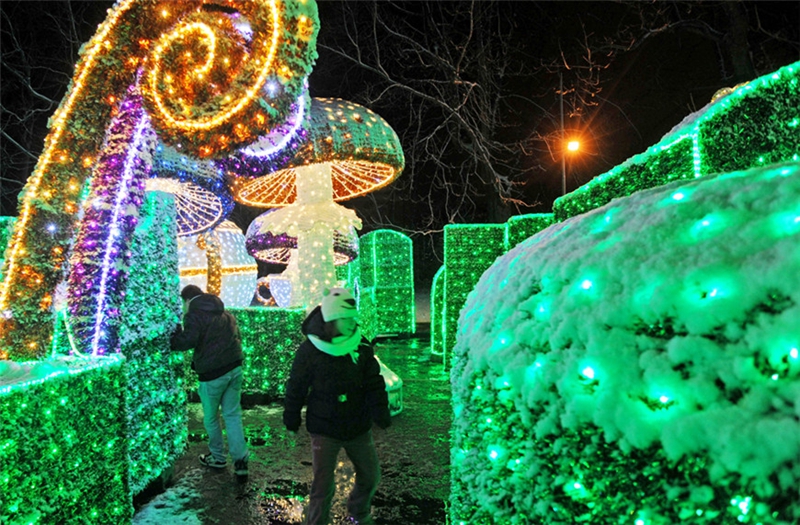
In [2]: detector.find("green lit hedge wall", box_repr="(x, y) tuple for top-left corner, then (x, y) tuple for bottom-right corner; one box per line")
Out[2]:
(430, 265), (445, 357)
(0, 216), (16, 282)
(117, 192), (186, 495)
(359, 230), (415, 336)
(434, 215), (555, 361)
(50, 193), (187, 496)
(505, 213), (554, 250)
(0, 357), (131, 525)
(443, 224), (506, 358)
(554, 61), (799, 222)
(335, 258), (360, 292)
(184, 307), (306, 399)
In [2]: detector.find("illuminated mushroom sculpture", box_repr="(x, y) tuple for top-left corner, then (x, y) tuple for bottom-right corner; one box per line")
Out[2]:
(148, 140), (234, 236)
(226, 97), (404, 307)
(245, 208), (359, 306)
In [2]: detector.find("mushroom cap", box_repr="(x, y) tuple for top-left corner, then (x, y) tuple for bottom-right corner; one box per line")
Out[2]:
(245, 208), (359, 265)
(149, 141), (234, 236)
(226, 97), (404, 207)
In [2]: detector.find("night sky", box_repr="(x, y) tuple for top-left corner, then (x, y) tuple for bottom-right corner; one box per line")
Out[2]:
(1, 1), (798, 280)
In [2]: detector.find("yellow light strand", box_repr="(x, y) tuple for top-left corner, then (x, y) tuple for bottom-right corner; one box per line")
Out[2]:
(0, 0), (138, 312)
(146, 0), (281, 132)
(179, 264), (258, 277)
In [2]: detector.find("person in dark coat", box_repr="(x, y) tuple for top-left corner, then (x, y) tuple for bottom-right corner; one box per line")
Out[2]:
(171, 284), (249, 477)
(283, 287), (391, 525)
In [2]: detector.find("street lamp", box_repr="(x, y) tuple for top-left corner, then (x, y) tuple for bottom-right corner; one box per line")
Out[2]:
(559, 72), (581, 195)
(561, 138), (580, 196)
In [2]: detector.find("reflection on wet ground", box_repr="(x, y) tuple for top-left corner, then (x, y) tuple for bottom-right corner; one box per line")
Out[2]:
(134, 334), (451, 524)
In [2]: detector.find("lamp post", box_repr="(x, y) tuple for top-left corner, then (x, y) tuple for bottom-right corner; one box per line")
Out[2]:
(559, 71), (580, 195)
(560, 72), (566, 196)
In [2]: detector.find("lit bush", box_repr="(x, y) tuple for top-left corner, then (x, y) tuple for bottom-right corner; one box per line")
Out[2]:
(451, 162), (800, 524)
(0, 357), (131, 525)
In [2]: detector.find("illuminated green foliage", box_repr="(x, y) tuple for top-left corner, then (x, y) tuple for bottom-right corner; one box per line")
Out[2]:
(430, 265), (445, 357)
(554, 62), (799, 222)
(443, 224), (506, 356)
(0, 217), (15, 282)
(505, 213), (554, 250)
(228, 307), (306, 398)
(50, 193), (188, 496)
(0, 357), (131, 525)
(359, 229), (415, 336)
(451, 62), (800, 524)
(117, 192), (186, 495)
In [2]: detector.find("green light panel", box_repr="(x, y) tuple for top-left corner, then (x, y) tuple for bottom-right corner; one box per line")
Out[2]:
(443, 224), (506, 361)
(505, 213), (554, 250)
(359, 229), (415, 336)
(554, 61), (799, 222)
(116, 192), (187, 495)
(184, 307), (306, 399)
(0, 217), (16, 282)
(0, 356), (131, 525)
(335, 258), (361, 292)
(429, 265), (445, 357)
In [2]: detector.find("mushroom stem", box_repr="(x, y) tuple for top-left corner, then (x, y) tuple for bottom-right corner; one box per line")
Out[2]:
(292, 163), (337, 307)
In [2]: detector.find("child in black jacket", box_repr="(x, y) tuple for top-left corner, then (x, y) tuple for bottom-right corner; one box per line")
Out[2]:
(283, 288), (391, 525)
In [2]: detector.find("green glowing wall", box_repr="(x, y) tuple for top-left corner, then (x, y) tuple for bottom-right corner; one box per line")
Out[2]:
(117, 191), (187, 495)
(0, 217), (16, 282)
(554, 61), (800, 222)
(505, 213), (554, 250)
(450, 62), (800, 525)
(430, 265), (445, 357)
(0, 357), (131, 525)
(231, 307), (306, 397)
(443, 224), (506, 360)
(359, 229), (415, 336)
(335, 258), (360, 293)
(50, 192), (188, 496)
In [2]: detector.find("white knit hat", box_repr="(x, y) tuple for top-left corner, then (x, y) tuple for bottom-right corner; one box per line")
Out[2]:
(320, 287), (358, 322)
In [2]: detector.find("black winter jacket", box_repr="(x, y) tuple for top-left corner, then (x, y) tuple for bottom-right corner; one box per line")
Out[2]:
(283, 306), (391, 440)
(170, 294), (243, 381)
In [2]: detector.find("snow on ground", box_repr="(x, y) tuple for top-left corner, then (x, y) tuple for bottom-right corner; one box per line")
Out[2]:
(132, 468), (204, 525)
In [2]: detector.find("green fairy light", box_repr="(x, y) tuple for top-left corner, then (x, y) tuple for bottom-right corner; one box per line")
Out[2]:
(553, 61), (800, 222)
(359, 229), (415, 338)
(443, 224), (506, 362)
(430, 265), (446, 358)
(0, 356), (130, 524)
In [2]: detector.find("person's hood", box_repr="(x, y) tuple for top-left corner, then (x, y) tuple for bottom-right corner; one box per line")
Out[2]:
(302, 305), (326, 337)
(302, 305), (361, 363)
(188, 293), (225, 314)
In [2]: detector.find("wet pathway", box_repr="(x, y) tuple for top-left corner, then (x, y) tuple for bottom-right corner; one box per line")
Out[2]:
(133, 335), (451, 525)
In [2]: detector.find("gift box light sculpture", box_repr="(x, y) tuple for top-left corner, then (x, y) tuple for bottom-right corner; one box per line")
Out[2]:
(179, 220), (258, 308)
(246, 208), (359, 306)
(0, 0), (319, 359)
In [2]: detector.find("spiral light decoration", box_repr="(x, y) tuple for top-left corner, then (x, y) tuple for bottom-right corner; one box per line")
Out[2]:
(0, 0), (319, 359)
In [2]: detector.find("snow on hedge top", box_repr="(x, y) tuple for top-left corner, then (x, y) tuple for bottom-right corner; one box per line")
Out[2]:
(455, 161), (800, 492)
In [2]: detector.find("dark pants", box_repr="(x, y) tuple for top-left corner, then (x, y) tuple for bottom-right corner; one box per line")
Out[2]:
(305, 430), (380, 525)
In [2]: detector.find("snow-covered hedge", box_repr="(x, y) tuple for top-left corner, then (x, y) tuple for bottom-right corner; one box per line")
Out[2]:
(0, 356), (130, 524)
(554, 61), (799, 222)
(452, 161), (800, 524)
(118, 191), (186, 495)
(222, 307), (306, 398)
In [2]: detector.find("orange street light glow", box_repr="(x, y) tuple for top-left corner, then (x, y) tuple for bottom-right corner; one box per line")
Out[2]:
(567, 140), (580, 152)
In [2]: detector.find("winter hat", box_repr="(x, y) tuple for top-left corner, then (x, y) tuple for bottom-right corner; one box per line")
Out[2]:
(320, 287), (357, 322)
